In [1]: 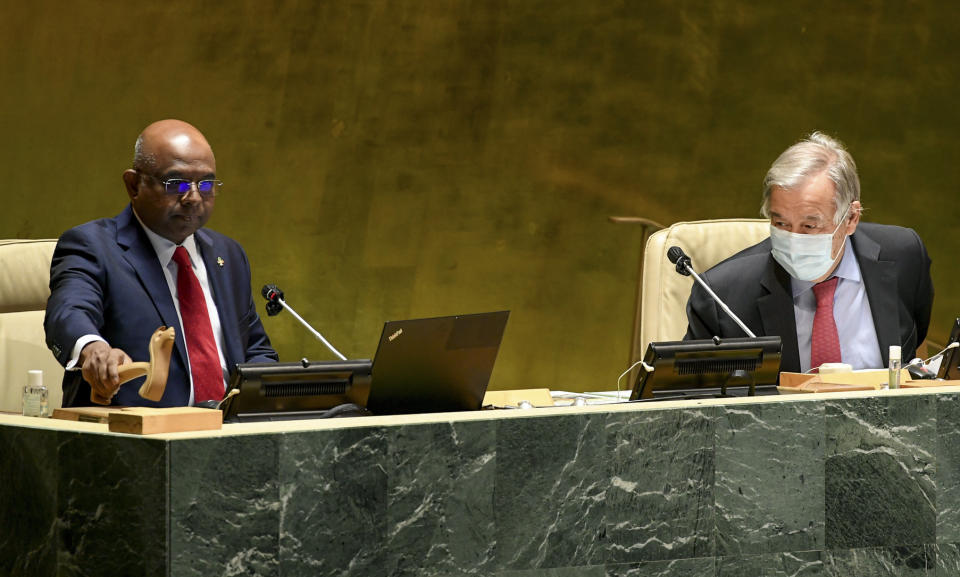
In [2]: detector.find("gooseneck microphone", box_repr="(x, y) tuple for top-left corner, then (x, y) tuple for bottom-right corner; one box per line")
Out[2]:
(667, 246), (692, 276)
(921, 341), (959, 365)
(667, 246), (757, 338)
(261, 284), (348, 360)
(905, 341), (960, 379)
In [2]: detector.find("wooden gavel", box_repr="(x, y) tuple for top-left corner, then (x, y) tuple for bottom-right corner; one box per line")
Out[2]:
(90, 326), (176, 405)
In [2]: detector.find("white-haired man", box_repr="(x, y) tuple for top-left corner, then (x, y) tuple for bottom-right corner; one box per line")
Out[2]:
(684, 132), (933, 373)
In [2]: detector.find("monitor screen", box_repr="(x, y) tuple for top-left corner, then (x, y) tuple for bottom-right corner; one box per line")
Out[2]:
(630, 336), (782, 400)
(937, 318), (960, 380)
(221, 359), (372, 422)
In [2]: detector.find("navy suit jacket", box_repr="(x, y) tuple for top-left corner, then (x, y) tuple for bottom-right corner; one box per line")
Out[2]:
(45, 205), (278, 407)
(684, 222), (934, 374)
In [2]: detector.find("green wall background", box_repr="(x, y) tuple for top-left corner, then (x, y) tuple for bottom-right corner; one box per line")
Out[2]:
(4, 1), (958, 392)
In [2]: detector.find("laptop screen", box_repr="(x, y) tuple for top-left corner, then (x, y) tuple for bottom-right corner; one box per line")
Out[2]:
(365, 310), (510, 415)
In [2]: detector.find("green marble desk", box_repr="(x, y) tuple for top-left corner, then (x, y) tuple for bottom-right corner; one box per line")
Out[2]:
(3, 386), (960, 576)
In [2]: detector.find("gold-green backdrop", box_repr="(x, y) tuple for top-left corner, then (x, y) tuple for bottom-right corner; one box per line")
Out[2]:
(4, 1), (958, 392)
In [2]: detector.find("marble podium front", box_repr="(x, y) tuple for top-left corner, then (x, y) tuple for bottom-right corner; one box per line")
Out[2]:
(3, 386), (960, 576)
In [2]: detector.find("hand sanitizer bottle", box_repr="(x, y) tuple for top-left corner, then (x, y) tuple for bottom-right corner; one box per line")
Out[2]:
(22, 370), (48, 417)
(889, 346), (902, 390)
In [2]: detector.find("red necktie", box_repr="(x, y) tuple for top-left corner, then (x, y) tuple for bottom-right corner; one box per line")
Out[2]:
(811, 276), (842, 370)
(172, 246), (223, 402)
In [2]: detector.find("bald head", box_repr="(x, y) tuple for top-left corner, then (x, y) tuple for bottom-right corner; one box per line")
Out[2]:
(123, 119), (217, 244)
(133, 119), (215, 172)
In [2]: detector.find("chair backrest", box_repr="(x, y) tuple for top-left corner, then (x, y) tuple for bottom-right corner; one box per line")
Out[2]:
(638, 219), (770, 352)
(0, 239), (64, 413)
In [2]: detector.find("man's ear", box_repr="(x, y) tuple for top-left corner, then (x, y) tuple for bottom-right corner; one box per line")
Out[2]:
(845, 200), (862, 234)
(122, 169), (140, 200)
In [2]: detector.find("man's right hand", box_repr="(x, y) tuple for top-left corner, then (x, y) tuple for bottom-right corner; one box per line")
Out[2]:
(79, 341), (133, 405)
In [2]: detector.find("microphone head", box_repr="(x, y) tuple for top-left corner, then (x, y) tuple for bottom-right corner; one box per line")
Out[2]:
(262, 284), (285, 316)
(261, 284), (284, 302)
(667, 246), (692, 276)
(667, 246), (685, 265)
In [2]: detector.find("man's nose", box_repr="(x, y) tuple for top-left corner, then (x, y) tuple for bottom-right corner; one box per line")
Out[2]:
(179, 183), (202, 203)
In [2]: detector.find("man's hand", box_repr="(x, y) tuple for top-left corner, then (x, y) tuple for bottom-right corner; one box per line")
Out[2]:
(80, 341), (133, 405)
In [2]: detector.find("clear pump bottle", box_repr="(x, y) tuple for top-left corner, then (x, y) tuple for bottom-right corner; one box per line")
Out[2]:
(22, 370), (48, 417)
(889, 345), (902, 390)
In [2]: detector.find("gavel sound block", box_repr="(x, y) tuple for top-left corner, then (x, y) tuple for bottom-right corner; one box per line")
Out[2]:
(90, 326), (176, 405)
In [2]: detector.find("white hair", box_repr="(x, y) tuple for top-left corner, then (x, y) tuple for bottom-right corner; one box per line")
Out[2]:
(761, 131), (860, 224)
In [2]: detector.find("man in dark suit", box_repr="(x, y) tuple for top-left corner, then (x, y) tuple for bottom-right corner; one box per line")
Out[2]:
(45, 119), (278, 407)
(685, 132), (933, 374)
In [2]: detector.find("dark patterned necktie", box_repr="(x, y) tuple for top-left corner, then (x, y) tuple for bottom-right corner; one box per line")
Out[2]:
(811, 276), (842, 371)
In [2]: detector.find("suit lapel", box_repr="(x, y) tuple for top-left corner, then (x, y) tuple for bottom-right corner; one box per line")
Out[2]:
(115, 205), (190, 370)
(757, 256), (802, 372)
(852, 231), (897, 366)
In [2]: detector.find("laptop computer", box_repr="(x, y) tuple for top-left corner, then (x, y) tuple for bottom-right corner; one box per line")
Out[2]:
(365, 310), (510, 415)
(222, 310), (509, 420)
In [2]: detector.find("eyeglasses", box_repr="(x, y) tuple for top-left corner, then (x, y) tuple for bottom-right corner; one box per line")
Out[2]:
(141, 172), (222, 197)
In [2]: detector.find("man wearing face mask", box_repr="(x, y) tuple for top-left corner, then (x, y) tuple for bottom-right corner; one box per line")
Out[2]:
(684, 132), (933, 373)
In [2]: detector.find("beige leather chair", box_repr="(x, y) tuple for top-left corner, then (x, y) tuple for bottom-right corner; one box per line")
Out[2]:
(638, 219), (770, 355)
(0, 239), (64, 412)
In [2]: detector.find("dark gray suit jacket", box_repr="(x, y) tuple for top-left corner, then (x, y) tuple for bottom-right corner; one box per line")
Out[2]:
(684, 222), (934, 373)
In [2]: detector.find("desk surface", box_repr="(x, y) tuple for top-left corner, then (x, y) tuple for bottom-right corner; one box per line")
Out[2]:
(4, 383), (960, 440)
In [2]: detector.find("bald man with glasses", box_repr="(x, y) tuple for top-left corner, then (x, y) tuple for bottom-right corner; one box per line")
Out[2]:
(45, 119), (278, 407)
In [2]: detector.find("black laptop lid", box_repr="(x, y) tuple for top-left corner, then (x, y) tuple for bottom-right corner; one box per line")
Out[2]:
(366, 311), (510, 415)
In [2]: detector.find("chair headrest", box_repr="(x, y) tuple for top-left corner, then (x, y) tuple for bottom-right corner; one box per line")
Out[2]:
(0, 239), (57, 313)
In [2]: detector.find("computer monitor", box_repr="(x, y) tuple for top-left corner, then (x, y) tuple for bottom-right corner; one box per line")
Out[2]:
(221, 359), (372, 422)
(937, 318), (960, 380)
(630, 336), (782, 400)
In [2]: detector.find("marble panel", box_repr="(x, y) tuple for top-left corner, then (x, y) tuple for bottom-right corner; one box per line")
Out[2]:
(0, 425), (58, 576)
(823, 546), (934, 576)
(494, 412), (608, 570)
(497, 565), (606, 577)
(715, 402), (825, 556)
(56, 432), (168, 577)
(936, 394), (960, 542)
(605, 407), (716, 563)
(381, 420), (497, 576)
(605, 557), (716, 576)
(934, 542), (960, 576)
(763, 550), (825, 577)
(169, 434), (280, 577)
(716, 553), (762, 577)
(278, 425), (389, 577)
(716, 550), (824, 577)
(825, 396), (936, 549)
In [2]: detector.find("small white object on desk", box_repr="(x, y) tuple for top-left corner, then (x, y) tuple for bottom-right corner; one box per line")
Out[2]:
(818, 363), (852, 374)
(550, 390), (632, 406)
(21, 370), (47, 418)
(889, 345), (902, 389)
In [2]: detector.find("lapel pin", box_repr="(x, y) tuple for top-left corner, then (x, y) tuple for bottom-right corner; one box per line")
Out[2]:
(217, 257), (225, 268)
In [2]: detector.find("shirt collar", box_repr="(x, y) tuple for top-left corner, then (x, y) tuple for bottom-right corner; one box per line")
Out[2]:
(132, 207), (200, 268)
(790, 237), (861, 298)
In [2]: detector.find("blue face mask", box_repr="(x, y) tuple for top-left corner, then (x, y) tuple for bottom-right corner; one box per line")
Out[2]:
(769, 210), (848, 282)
